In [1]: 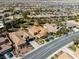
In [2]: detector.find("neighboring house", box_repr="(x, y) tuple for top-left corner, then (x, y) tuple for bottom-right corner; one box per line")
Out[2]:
(66, 20), (79, 28)
(9, 29), (33, 56)
(0, 33), (12, 55)
(27, 14), (55, 18)
(0, 7), (7, 13)
(0, 9), (4, 13)
(0, 14), (4, 28)
(43, 23), (60, 33)
(4, 12), (12, 17)
(6, 15), (23, 20)
(0, 22), (4, 28)
(5, 15), (23, 23)
(14, 7), (21, 11)
(28, 26), (48, 38)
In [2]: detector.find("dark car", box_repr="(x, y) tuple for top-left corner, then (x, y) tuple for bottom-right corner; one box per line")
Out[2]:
(6, 52), (13, 58)
(0, 54), (6, 59)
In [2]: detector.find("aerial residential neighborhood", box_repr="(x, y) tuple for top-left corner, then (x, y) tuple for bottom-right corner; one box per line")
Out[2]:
(0, 0), (79, 59)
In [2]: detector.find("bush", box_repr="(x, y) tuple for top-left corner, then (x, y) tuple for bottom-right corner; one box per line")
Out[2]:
(69, 45), (76, 51)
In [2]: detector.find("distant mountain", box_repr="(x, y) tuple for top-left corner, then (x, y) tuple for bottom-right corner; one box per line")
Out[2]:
(0, 0), (79, 7)
(0, 0), (79, 3)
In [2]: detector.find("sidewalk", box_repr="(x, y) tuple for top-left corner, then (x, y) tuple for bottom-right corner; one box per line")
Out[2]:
(47, 42), (74, 59)
(62, 47), (78, 59)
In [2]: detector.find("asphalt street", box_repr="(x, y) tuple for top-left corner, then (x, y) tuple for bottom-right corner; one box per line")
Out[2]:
(22, 31), (79, 59)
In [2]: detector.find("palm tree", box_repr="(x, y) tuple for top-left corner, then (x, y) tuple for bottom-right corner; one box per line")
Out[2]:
(3, 18), (8, 31)
(73, 36), (79, 46)
(22, 11), (30, 20)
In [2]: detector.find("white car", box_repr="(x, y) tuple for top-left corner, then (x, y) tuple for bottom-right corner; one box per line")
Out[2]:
(4, 52), (13, 59)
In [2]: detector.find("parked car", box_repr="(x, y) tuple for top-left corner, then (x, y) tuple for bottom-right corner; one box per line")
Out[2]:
(0, 54), (6, 59)
(5, 52), (13, 58)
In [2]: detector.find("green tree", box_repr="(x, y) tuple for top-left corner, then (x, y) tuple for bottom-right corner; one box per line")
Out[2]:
(3, 18), (8, 31)
(22, 11), (30, 20)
